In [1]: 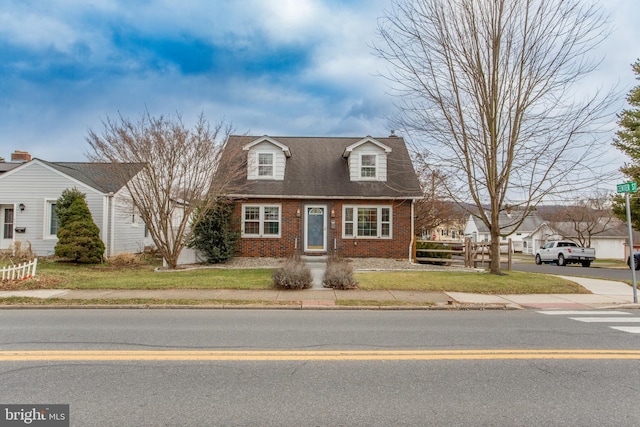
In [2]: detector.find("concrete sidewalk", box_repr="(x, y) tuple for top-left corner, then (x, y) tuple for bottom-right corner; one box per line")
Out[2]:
(1, 276), (639, 310)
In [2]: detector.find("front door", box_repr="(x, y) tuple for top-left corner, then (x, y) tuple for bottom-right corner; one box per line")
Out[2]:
(305, 205), (326, 252)
(0, 206), (14, 249)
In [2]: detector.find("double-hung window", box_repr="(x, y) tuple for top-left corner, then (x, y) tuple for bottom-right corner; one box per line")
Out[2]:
(242, 204), (281, 237)
(45, 201), (59, 238)
(3, 208), (13, 239)
(258, 153), (274, 178)
(343, 206), (391, 238)
(360, 154), (377, 178)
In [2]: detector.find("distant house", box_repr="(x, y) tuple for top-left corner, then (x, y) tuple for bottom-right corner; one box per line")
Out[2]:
(0, 150), (30, 176)
(0, 159), (150, 257)
(222, 135), (423, 259)
(463, 209), (544, 252)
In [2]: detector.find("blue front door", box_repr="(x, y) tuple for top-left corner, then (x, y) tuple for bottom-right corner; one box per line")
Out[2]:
(306, 206), (326, 251)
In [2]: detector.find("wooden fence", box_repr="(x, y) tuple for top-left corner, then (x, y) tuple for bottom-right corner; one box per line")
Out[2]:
(1, 258), (38, 282)
(413, 238), (512, 270)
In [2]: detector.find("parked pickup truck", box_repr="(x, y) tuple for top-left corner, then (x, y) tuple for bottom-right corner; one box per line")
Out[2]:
(535, 241), (596, 267)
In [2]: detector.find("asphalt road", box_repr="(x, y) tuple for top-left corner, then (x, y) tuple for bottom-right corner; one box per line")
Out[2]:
(2, 310), (640, 426)
(512, 260), (635, 281)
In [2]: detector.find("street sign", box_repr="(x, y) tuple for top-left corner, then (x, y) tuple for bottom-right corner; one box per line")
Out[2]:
(617, 182), (638, 193)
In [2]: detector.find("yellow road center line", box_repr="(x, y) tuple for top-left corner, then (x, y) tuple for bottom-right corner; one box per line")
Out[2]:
(1, 350), (640, 361)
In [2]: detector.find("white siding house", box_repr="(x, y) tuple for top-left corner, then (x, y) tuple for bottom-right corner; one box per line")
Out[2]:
(464, 210), (544, 252)
(0, 159), (150, 257)
(525, 219), (632, 260)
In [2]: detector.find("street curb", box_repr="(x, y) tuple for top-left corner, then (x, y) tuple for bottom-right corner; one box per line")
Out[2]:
(0, 302), (522, 310)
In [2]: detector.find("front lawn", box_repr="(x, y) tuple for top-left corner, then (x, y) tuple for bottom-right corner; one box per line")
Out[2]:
(355, 271), (588, 294)
(2, 258), (589, 294)
(7, 259), (273, 290)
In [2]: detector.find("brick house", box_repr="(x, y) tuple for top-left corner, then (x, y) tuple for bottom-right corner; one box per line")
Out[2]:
(225, 135), (423, 259)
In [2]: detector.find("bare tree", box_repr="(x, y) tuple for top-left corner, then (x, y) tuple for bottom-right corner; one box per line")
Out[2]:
(374, 0), (614, 274)
(413, 153), (466, 238)
(545, 193), (615, 247)
(86, 112), (244, 269)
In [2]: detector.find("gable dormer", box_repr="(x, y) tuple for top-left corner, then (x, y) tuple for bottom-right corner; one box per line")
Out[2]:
(342, 137), (392, 182)
(243, 136), (291, 180)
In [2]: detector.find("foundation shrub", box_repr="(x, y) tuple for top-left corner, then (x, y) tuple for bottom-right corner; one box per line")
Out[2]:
(1, 241), (35, 263)
(416, 241), (452, 265)
(323, 257), (358, 289)
(106, 253), (146, 267)
(271, 257), (313, 289)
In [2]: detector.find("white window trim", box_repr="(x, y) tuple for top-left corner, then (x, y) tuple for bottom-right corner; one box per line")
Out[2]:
(44, 199), (58, 240)
(342, 205), (392, 239)
(359, 153), (378, 180)
(257, 152), (275, 179)
(242, 204), (282, 238)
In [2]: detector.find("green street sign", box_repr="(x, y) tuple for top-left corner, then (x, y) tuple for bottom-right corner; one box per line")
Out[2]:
(617, 182), (638, 193)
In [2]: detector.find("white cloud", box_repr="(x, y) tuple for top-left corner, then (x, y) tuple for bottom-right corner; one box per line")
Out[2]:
(0, 11), (79, 52)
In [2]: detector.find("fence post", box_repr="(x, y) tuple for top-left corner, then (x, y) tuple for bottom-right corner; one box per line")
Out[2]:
(412, 238), (417, 263)
(464, 238), (470, 268)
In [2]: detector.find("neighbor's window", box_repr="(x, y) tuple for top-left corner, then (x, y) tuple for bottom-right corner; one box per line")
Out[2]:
(360, 154), (377, 178)
(3, 208), (13, 239)
(258, 153), (274, 177)
(242, 204), (281, 237)
(343, 206), (391, 238)
(46, 201), (59, 238)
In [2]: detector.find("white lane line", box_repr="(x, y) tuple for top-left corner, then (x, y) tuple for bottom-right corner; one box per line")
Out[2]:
(570, 317), (640, 323)
(537, 311), (630, 316)
(610, 327), (640, 334)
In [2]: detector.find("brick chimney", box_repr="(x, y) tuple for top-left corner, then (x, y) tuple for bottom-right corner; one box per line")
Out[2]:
(11, 150), (31, 162)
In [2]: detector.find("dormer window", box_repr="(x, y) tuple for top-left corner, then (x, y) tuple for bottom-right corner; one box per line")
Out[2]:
(343, 137), (391, 182)
(258, 153), (274, 177)
(360, 154), (377, 178)
(243, 136), (291, 181)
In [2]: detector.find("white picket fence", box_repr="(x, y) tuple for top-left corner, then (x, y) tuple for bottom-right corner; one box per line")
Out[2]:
(1, 258), (38, 282)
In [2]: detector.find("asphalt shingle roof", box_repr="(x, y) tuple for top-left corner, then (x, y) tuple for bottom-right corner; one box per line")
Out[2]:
(40, 160), (145, 194)
(226, 135), (423, 199)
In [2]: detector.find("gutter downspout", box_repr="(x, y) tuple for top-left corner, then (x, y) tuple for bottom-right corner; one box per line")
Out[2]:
(106, 192), (114, 257)
(409, 199), (416, 263)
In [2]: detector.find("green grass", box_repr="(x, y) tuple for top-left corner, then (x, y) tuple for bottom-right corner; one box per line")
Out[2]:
(16, 259), (273, 290)
(1, 258), (589, 295)
(0, 297), (299, 306)
(336, 300), (436, 307)
(355, 270), (588, 294)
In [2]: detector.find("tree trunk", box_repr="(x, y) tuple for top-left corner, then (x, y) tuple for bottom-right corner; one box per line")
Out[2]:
(164, 253), (178, 270)
(489, 209), (502, 274)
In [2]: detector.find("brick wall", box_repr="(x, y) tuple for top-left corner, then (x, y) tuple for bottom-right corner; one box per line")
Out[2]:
(234, 198), (414, 259)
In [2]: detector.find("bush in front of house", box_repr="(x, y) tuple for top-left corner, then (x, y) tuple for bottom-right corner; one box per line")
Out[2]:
(54, 194), (105, 264)
(272, 257), (313, 289)
(188, 200), (239, 264)
(416, 241), (452, 265)
(323, 257), (358, 289)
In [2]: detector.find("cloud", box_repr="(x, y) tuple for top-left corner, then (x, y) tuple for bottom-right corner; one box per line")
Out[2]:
(0, 0), (637, 167)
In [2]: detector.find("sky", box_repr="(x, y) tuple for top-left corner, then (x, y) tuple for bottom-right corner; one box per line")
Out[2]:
(0, 0), (639, 166)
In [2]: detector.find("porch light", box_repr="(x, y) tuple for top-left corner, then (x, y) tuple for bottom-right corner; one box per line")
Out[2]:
(296, 208), (301, 217)
(331, 209), (335, 218)
(18, 203), (25, 212)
